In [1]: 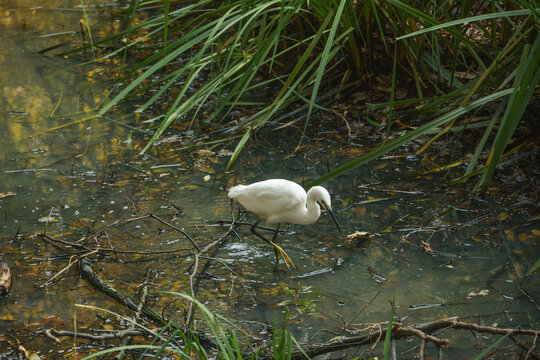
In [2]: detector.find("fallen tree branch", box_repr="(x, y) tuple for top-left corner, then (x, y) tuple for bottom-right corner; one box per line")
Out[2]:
(41, 328), (147, 342)
(289, 317), (540, 359)
(115, 269), (153, 359)
(78, 257), (164, 324)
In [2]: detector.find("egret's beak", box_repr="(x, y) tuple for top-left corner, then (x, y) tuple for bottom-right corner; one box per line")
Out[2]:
(320, 201), (341, 232)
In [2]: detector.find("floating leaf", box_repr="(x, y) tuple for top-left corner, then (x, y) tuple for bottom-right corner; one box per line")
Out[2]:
(504, 229), (516, 241)
(518, 233), (529, 242)
(467, 289), (489, 298)
(0, 192), (16, 199)
(38, 217), (59, 223)
(180, 185), (199, 190)
(353, 207), (367, 217)
(346, 231), (370, 240)
(497, 212), (509, 221)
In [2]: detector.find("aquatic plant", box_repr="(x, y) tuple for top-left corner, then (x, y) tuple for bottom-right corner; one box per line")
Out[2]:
(70, 0), (539, 190)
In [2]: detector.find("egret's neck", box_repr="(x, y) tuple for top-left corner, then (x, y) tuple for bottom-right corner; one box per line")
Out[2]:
(304, 192), (321, 223)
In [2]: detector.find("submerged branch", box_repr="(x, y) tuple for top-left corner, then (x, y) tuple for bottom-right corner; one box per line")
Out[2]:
(289, 317), (540, 359)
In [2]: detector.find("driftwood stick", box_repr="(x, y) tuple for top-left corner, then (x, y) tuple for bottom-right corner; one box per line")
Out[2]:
(444, 317), (540, 336)
(42, 328), (147, 342)
(289, 317), (540, 359)
(79, 257), (164, 324)
(76, 257), (216, 348)
(115, 269), (153, 359)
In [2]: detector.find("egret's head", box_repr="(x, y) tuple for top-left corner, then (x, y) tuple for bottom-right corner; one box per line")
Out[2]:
(308, 186), (341, 232)
(309, 186), (332, 210)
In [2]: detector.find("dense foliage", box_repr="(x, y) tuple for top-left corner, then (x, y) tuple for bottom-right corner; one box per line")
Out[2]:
(76, 0), (540, 190)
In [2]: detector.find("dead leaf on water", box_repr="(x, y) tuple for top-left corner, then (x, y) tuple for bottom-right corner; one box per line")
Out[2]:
(497, 212), (509, 221)
(504, 229), (516, 241)
(518, 233), (529, 242)
(194, 162), (215, 173)
(374, 163), (388, 170)
(0, 192), (16, 199)
(218, 150), (233, 156)
(346, 231), (370, 240)
(18, 345), (40, 360)
(467, 289), (489, 299)
(421, 241), (434, 255)
(351, 91), (368, 103)
(532, 229), (540, 236)
(38, 216), (59, 223)
(195, 149), (214, 156)
(352, 206), (367, 217)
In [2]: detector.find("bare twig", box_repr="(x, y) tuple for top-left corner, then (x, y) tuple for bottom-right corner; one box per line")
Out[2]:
(148, 213), (200, 252)
(115, 269), (154, 359)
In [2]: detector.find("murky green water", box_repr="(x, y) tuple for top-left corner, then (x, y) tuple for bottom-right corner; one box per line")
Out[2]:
(1, 2), (538, 359)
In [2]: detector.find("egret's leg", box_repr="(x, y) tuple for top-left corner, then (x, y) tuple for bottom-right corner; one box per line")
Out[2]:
(272, 223), (281, 243)
(250, 221), (295, 269)
(270, 223), (281, 262)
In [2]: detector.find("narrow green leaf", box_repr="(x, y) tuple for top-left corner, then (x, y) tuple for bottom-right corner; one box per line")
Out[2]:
(526, 258), (540, 276)
(471, 332), (513, 360)
(308, 88), (513, 188)
(226, 128), (251, 171)
(397, 9), (536, 40)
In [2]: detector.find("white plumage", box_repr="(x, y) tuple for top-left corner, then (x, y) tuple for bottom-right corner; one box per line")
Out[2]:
(228, 179), (341, 269)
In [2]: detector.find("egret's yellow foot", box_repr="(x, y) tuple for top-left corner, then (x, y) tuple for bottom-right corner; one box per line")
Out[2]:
(270, 241), (295, 269)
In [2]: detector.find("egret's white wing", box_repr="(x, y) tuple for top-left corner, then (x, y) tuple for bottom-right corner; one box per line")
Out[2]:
(230, 179), (305, 219)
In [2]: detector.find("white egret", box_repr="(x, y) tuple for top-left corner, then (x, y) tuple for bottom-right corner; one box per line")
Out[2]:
(228, 179), (341, 269)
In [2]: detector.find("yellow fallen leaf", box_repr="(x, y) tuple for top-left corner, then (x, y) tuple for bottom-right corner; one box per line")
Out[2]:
(180, 185), (199, 190)
(497, 212), (509, 221)
(38, 217), (59, 223)
(518, 233), (529, 242)
(504, 229), (516, 241)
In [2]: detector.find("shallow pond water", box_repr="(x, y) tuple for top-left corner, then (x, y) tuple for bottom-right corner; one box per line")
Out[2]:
(1, 2), (538, 359)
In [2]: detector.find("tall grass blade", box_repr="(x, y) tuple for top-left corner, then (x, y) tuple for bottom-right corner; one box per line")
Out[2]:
(226, 128), (251, 171)
(471, 332), (513, 360)
(477, 31), (540, 190)
(80, 0), (96, 59)
(526, 258), (540, 276)
(308, 88), (513, 188)
(298, 0), (349, 151)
